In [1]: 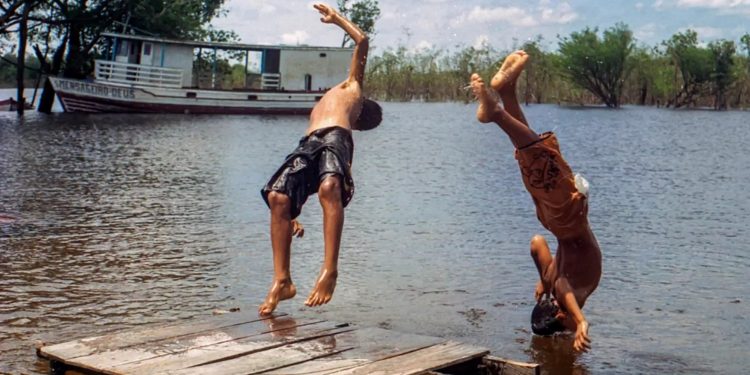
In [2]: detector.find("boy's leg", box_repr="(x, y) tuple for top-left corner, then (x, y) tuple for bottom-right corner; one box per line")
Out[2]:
(471, 74), (539, 148)
(492, 51), (530, 128)
(530, 234), (555, 302)
(305, 174), (343, 307)
(259, 191), (297, 316)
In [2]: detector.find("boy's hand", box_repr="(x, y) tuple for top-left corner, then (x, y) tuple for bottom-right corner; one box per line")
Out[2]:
(573, 320), (591, 352)
(534, 280), (547, 303)
(291, 219), (304, 238)
(314, 3), (338, 24)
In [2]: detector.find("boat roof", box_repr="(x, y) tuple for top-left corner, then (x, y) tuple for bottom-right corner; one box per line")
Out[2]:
(101, 32), (353, 52)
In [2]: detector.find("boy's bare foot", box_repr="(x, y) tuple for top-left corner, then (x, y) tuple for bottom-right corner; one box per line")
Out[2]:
(490, 50), (529, 96)
(258, 278), (296, 316)
(304, 268), (338, 307)
(471, 73), (501, 123)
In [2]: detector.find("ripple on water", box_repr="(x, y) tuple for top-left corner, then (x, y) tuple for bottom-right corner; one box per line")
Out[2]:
(1, 105), (749, 374)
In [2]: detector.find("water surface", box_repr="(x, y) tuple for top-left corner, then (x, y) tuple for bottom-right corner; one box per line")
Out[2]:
(1, 104), (748, 374)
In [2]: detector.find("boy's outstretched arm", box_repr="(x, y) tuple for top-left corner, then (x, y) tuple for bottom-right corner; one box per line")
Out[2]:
(555, 277), (591, 352)
(314, 3), (369, 85)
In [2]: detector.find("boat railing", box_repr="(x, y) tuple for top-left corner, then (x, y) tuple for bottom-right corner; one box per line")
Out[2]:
(95, 60), (183, 89)
(261, 73), (281, 90)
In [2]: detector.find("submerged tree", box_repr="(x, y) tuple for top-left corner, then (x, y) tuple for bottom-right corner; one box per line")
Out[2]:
(557, 23), (634, 108)
(336, 0), (380, 47)
(521, 37), (557, 104)
(708, 40), (735, 110)
(663, 30), (714, 108)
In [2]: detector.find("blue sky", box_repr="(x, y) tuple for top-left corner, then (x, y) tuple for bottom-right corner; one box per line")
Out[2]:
(211, 0), (750, 52)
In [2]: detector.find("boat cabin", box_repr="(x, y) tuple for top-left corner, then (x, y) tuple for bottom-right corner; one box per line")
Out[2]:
(98, 32), (354, 91)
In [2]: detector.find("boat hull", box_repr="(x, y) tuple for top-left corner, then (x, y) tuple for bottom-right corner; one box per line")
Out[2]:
(49, 77), (321, 114)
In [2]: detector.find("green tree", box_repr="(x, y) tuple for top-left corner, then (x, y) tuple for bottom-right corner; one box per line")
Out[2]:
(336, 0), (380, 47)
(663, 30), (714, 108)
(708, 40), (735, 110)
(521, 36), (557, 104)
(558, 23), (634, 108)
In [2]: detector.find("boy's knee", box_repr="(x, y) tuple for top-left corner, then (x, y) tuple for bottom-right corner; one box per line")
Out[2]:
(268, 191), (291, 208)
(318, 176), (342, 202)
(530, 234), (547, 256)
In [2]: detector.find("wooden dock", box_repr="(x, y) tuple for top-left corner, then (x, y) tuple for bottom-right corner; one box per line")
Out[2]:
(37, 312), (539, 375)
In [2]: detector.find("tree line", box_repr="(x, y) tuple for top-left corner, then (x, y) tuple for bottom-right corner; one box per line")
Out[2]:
(364, 24), (750, 110)
(2, 0), (748, 111)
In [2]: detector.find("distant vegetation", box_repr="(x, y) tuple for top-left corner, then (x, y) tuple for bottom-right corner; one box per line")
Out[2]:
(363, 25), (750, 110)
(2, 0), (748, 110)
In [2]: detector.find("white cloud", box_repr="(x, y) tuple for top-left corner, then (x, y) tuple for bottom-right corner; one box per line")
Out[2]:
(453, 6), (538, 27)
(452, 2), (577, 28)
(677, 0), (750, 7)
(690, 26), (726, 38)
(210, 0), (749, 52)
(226, 0), (276, 15)
(473, 34), (490, 49)
(415, 40), (434, 52)
(634, 23), (659, 40)
(539, 2), (578, 24)
(281, 30), (310, 45)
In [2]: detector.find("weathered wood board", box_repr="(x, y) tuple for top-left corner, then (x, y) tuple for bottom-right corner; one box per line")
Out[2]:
(37, 312), (491, 375)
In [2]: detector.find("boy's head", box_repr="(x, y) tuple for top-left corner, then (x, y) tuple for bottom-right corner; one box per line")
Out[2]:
(353, 99), (382, 131)
(531, 299), (566, 336)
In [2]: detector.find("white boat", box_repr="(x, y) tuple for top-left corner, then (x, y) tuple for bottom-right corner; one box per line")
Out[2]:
(49, 32), (353, 114)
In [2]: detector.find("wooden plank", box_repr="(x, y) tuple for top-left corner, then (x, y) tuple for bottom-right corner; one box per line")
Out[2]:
(39, 312), (285, 362)
(331, 341), (489, 375)
(482, 355), (540, 375)
(262, 327), (446, 375)
(166, 331), (358, 375)
(102, 322), (353, 374)
(64, 316), (325, 374)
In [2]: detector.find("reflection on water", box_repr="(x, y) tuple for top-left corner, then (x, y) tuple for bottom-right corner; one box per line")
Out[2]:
(1, 105), (749, 374)
(528, 334), (590, 375)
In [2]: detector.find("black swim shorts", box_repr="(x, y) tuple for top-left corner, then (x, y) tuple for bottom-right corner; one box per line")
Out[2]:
(261, 126), (354, 219)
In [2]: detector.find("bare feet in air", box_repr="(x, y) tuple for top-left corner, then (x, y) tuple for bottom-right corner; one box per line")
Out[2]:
(305, 268), (338, 307)
(490, 50), (529, 96)
(471, 73), (501, 123)
(258, 278), (296, 316)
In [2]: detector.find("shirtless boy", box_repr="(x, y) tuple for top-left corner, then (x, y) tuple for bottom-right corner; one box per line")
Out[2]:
(470, 51), (601, 351)
(258, 3), (381, 316)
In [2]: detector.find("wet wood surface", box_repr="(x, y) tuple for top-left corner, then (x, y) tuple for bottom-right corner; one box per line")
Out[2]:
(37, 312), (490, 375)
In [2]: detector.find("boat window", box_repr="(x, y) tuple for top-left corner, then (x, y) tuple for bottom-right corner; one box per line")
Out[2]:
(186, 92), (197, 98)
(247, 95), (258, 101)
(319, 53), (327, 58)
(143, 43), (152, 56)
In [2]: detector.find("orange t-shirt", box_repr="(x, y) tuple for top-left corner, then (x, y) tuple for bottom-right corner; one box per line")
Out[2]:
(515, 132), (588, 239)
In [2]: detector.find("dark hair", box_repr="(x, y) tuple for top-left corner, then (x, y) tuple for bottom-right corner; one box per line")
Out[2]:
(531, 299), (566, 336)
(354, 99), (382, 131)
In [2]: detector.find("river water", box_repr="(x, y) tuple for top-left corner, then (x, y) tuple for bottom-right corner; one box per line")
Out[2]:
(1, 103), (748, 374)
